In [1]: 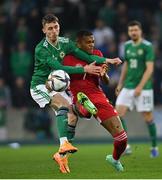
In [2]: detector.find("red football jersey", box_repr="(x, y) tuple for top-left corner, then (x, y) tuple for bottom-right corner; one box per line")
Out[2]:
(63, 49), (118, 121)
(63, 49), (102, 87)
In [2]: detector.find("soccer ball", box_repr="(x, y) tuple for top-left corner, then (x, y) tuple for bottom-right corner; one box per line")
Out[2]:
(47, 70), (70, 92)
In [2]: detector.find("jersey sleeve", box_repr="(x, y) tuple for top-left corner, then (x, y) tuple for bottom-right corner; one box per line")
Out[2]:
(67, 40), (106, 64)
(35, 47), (84, 74)
(145, 44), (155, 62)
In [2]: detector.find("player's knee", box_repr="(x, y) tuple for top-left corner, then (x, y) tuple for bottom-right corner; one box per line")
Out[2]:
(142, 112), (153, 122)
(57, 106), (69, 117)
(50, 94), (70, 109)
(116, 106), (127, 117)
(51, 100), (69, 109)
(117, 110), (126, 117)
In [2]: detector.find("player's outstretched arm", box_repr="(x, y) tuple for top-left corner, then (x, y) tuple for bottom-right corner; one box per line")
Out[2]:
(36, 47), (100, 75)
(73, 48), (122, 66)
(73, 47), (106, 64)
(69, 39), (122, 65)
(50, 58), (101, 75)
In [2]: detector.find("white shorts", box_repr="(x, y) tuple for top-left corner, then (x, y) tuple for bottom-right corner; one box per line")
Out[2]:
(116, 88), (154, 112)
(30, 84), (72, 108)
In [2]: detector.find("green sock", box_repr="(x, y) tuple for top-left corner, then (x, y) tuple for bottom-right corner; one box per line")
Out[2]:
(147, 121), (157, 147)
(56, 108), (68, 138)
(120, 117), (128, 132)
(67, 124), (76, 143)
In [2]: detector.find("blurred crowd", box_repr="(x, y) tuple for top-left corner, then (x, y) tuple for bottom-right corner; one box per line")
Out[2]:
(0, 0), (162, 139)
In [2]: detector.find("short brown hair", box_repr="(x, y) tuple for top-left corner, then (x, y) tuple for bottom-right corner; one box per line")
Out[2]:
(42, 14), (59, 26)
(127, 20), (142, 29)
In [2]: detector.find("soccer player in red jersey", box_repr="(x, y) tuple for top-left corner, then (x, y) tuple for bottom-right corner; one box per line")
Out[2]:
(63, 30), (127, 172)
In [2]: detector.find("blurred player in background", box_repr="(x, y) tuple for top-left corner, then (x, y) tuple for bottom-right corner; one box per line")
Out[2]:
(30, 14), (122, 173)
(63, 30), (127, 172)
(115, 20), (159, 157)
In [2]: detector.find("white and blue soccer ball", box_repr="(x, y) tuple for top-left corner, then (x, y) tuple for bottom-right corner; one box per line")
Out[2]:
(48, 70), (70, 92)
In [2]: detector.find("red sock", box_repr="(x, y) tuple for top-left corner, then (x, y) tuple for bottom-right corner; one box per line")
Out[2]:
(113, 130), (127, 160)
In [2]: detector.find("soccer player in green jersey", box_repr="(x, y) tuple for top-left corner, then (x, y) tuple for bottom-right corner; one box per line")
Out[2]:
(30, 14), (122, 173)
(115, 20), (159, 157)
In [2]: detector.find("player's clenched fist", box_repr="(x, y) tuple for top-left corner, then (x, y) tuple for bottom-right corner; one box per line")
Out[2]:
(105, 57), (122, 65)
(100, 63), (110, 84)
(100, 63), (108, 77)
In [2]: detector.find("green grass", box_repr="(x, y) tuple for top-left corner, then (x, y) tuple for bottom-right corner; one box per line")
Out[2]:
(0, 143), (161, 179)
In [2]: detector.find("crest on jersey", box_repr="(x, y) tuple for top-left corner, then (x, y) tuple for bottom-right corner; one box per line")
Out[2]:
(138, 49), (143, 55)
(60, 51), (65, 58)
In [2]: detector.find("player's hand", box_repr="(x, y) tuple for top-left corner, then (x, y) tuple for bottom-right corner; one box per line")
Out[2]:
(100, 63), (108, 77)
(84, 61), (101, 75)
(134, 86), (142, 97)
(115, 84), (123, 96)
(105, 58), (122, 65)
(100, 63), (110, 84)
(45, 80), (53, 92)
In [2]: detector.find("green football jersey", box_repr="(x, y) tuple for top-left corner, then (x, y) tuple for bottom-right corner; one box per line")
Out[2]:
(31, 37), (106, 88)
(123, 39), (155, 89)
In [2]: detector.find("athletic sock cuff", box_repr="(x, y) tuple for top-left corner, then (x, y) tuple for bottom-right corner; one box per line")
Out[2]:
(113, 130), (127, 141)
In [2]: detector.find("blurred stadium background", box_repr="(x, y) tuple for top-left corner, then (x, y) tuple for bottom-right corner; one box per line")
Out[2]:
(0, 0), (162, 144)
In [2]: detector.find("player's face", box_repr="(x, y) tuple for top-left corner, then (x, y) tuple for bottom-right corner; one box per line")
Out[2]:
(128, 25), (142, 41)
(79, 35), (95, 54)
(42, 21), (60, 42)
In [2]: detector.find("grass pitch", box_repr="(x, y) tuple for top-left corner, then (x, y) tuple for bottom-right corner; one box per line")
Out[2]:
(0, 143), (161, 179)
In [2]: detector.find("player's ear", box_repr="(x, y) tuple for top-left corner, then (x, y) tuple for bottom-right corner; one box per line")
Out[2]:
(42, 27), (46, 34)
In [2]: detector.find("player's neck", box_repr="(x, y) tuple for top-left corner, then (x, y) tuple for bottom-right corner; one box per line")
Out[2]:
(46, 37), (57, 45)
(132, 37), (142, 45)
(46, 37), (60, 50)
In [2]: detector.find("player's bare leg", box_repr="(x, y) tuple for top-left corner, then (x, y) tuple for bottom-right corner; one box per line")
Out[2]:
(116, 105), (132, 155)
(54, 106), (78, 173)
(50, 94), (78, 154)
(54, 100), (79, 173)
(101, 116), (127, 172)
